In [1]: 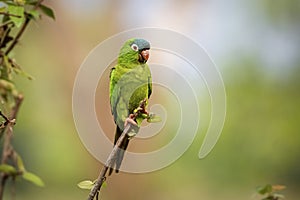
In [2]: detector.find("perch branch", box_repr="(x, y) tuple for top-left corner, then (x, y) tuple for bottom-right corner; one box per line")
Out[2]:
(87, 99), (147, 200)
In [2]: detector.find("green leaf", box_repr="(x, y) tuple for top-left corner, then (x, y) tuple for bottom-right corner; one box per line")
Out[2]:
(0, 79), (15, 91)
(2, 55), (13, 80)
(26, 0), (39, 3)
(14, 0), (26, 6)
(28, 9), (40, 20)
(39, 4), (55, 20)
(147, 114), (162, 123)
(0, 5), (7, 12)
(257, 184), (273, 195)
(78, 180), (95, 190)
(102, 180), (107, 188)
(273, 193), (285, 199)
(13, 67), (35, 80)
(16, 154), (25, 172)
(8, 4), (24, 27)
(22, 172), (45, 187)
(78, 179), (107, 190)
(0, 164), (17, 174)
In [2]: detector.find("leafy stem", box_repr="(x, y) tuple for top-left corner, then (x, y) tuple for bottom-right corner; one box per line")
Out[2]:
(5, 0), (44, 55)
(0, 0), (55, 199)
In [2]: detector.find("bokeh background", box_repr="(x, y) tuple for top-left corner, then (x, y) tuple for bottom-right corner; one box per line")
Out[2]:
(7, 0), (300, 199)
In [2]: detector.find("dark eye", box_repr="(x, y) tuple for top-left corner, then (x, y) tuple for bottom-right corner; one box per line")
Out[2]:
(131, 44), (139, 51)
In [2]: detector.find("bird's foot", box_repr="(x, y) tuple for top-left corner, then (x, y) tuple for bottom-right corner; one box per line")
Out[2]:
(134, 99), (149, 117)
(124, 114), (138, 127)
(124, 114), (138, 138)
(134, 107), (149, 116)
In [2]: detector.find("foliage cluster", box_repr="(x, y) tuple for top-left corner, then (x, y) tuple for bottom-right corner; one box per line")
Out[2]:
(0, 0), (54, 198)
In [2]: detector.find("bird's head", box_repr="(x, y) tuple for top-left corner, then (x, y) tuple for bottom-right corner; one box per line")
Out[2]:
(118, 38), (150, 66)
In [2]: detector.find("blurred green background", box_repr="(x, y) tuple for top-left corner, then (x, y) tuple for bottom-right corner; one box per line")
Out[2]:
(6, 0), (300, 199)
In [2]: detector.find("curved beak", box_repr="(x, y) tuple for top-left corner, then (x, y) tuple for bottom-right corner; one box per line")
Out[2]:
(140, 49), (149, 62)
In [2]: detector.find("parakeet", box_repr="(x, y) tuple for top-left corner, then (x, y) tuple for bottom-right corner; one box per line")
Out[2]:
(109, 38), (152, 175)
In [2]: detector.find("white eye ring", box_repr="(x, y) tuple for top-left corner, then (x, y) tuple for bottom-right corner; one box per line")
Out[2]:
(131, 44), (139, 51)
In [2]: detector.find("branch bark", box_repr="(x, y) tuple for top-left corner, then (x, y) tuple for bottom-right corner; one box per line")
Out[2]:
(4, 17), (30, 55)
(0, 95), (23, 200)
(87, 123), (135, 200)
(0, 12), (22, 18)
(87, 100), (147, 200)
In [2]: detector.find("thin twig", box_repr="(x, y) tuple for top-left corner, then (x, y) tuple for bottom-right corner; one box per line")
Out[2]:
(5, 16), (30, 55)
(0, 111), (9, 123)
(0, 119), (14, 199)
(0, 12), (22, 18)
(0, 95), (23, 199)
(33, 0), (44, 9)
(87, 100), (147, 200)
(0, 20), (13, 28)
(11, 94), (24, 119)
(4, 0), (44, 55)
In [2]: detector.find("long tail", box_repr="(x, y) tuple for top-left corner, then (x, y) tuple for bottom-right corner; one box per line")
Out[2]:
(108, 126), (129, 175)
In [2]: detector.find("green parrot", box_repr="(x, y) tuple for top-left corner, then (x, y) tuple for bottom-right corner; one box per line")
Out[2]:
(109, 38), (152, 175)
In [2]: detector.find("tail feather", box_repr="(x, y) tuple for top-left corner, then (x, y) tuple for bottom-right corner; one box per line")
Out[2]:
(108, 126), (129, 175)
